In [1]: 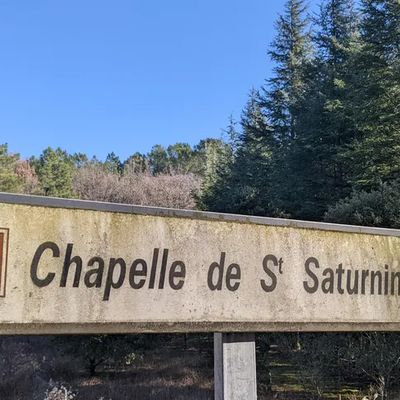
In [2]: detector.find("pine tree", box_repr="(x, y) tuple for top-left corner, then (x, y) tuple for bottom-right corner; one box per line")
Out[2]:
(166, 143), (194, 174)
(225, 90), (277, 215)
(196, 120), (237, 212)
(71, 152), (89, 168)
(148, 145), (169, 175)
(284, 0), (359, 219)
(104, 152), (122, 174)
(36, 147), (75, 198)
(259, 0), (312, 217)
(346, 0), (400, 189)
(191, 138), (226, 176)
(315, 0), (358, 65)
(263, 0), (312, 147)
(0, 144), (23, 193)
(197, 92), (278, 216)
(123, 152), (148, 174)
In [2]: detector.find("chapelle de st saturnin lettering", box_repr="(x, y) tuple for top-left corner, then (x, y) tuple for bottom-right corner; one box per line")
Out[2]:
(29, 242), (400, 302)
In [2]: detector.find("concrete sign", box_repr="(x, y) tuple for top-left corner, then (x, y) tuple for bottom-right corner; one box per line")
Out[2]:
(0, 193), (400, 334)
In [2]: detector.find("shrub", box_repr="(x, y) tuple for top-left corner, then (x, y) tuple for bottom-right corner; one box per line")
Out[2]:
(324, 182), (400, 228)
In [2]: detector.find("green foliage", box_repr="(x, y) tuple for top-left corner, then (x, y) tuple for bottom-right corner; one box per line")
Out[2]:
(324, 181), (400, 228)
(230, 91), (276, 215)
(71, 152), (89, 168)
(198, 0), (314, 217)
(201, 92), (278, 216)
(200, 0), (400, 224)
(0, 0), (398, 225)
(281, 0), (359, 219)
(195, 120), (236, 212)
(166, 143), (194, 174)
(148, 144), (169, 174)
(104, 152), (122, 174)
(0, 144), (23, 193)
(123, 152), (148, 174)
(344, 0), (400, 190)
(35, 147), (75, 198)
(263, 0), (311, 146)
(146, 142), (206, 176)
(191, 138), (228, 177)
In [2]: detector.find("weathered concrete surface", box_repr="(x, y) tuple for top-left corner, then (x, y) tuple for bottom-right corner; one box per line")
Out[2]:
(214, 333), (257, 400)
(0, 196), (400, 334)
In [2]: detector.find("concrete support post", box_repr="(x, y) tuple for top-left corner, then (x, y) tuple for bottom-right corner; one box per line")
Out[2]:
(214, 332), (257, 400)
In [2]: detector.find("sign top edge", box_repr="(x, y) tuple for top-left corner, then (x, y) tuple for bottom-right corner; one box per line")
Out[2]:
(0, 192), (398, 237)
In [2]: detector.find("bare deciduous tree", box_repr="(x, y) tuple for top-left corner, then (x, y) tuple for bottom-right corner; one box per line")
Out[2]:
(73, 165), (201, 209)
(15, 160), (42, 194)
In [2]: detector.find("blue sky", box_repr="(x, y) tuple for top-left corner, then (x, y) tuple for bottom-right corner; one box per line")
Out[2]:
(0, 0), (314, 161)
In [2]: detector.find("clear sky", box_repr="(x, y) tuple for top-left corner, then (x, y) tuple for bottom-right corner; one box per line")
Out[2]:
(0, 0), (313, 161)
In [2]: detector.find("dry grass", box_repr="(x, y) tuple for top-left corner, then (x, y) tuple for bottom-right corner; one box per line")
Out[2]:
(69, 347), (214, 400)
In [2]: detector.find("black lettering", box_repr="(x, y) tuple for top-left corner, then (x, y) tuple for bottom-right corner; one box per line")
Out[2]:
(371, 270), (382, 295)
(169, 261), (186, 290)
(226, 263), (241, 291)
(84, 257), (105, 288)
(60, 244), (82, 288)
(391, 271), (400, 295)
(148, 248), (159, 289)
(303, 257), (319, 294)
(30, 242), (59, 287)
(321, 268), (334, 294)
(346, 270), (359, 295)
(103, 258), (126, 301)
(207, 252), (225, 291)
(260, 254), (278, 293)
(336, 263), (345, 294)
(384, 265), (389, 295)
(129, 259), (147, 289)
(361, 269), (369, 294)
(158, 249), (169, 289)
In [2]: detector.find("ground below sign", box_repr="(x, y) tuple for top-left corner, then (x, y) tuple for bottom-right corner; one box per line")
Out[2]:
(0, 193), (399, 334)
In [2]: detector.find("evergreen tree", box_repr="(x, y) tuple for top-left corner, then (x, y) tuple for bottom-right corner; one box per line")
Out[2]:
(262, 0), (311, 146)
(315, 0), (358, 64)
(0, 144), (23, 193)
(148, 144), (169, 175)
(123, 152), (148, 174)
(346, 0), (400, 189)
(196, 120), (237, 211)
(260, 0), (312, 217)
(284, 0), (359, 219)
(166, 143), (194, 174)
(36, 147), (75, 198)
(197, 93), (278, 216)
(71, 152), (89, 168)
(191, 138), (227, 176)
(198, 0), (313, 217)
(224, 90), (277, 215)
(104, 152), (122, 174)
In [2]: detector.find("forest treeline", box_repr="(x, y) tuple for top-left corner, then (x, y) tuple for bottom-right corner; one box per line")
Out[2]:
(199, 0), (400, 228)
(0, 140), (224, 209)
(0, 0), (399, 399)
(2, 0), (400, 229)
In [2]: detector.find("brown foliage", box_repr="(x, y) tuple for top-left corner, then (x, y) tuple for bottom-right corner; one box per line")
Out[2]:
(15, 160), (42, 194)
(73, 165), (201, 209)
